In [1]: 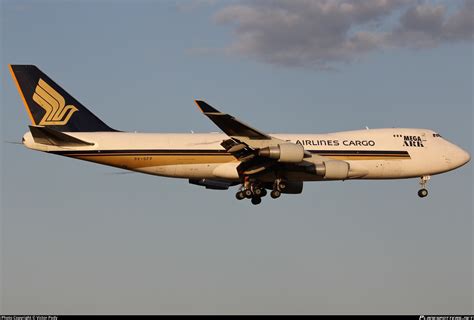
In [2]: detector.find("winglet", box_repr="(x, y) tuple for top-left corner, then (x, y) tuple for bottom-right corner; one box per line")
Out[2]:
(195, 100), (221, 114)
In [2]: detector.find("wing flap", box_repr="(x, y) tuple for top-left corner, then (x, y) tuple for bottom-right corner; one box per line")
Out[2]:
(220, 138), (255, 160)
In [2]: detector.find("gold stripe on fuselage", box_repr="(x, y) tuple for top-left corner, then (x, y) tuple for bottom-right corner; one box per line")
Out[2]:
(63, 152), (410, 170)
(326, 155), (410, 160)
(69, 154), (237, 169)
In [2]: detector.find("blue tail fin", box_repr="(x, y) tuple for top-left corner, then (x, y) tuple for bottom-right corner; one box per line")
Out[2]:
(9, 65), (116, 132)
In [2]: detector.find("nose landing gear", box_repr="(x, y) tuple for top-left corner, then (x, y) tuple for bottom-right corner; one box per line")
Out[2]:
(418, 188), (428, 198)
(418, 175), (430, 198)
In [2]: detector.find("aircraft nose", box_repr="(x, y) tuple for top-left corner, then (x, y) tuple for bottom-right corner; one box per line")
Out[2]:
(454, 146), (471, 167)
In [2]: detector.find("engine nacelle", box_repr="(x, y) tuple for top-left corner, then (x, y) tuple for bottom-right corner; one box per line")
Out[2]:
(189, 179), (233, 190)
(258, 143), (305, 163)
(312, 160), (350, 180)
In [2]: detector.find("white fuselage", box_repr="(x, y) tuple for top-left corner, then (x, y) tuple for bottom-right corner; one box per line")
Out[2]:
(23, 128), (470, 182)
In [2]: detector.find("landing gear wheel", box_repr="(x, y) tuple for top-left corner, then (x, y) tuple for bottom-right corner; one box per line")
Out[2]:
(278, 182), (286, 190)
(244, 189), (253, 199)
(418, 176), (430, 198)
(254, 188), (263, 197)
(251, 197), (262, 205)
(418, 188), (428, 198)
(270, 190), (281, 199)
(236, 191), (245, 200)
(260, 189), (267, 197)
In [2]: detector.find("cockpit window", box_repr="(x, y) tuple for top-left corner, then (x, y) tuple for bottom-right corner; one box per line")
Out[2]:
(432, 133), (442, 138)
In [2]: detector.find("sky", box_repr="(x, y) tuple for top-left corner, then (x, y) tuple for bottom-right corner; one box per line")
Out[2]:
(1, 0), (473, 314)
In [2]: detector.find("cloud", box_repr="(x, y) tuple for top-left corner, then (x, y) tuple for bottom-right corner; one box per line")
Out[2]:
(211, 0), (473, 69)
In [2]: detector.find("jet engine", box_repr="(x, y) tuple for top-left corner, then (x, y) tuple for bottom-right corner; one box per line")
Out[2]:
(312, 160), (350, 180)
(258, 143), (305, 163)
(189, 179), (235, 190)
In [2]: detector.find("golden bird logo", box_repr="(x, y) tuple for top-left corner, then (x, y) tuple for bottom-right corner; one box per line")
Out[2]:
(33, 78), (78, 125)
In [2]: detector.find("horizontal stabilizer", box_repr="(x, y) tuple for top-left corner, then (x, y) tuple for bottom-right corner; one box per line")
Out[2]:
(29, 125), (94, 146)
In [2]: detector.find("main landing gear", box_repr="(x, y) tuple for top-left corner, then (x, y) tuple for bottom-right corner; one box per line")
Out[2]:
(270, 179), (285, 199)
(235, 177), (267, 205)
(235, 178), (286, 205)
(418, 175), (430, 198)
(236, 186), (267, 205)
(235, 188), (265, 200)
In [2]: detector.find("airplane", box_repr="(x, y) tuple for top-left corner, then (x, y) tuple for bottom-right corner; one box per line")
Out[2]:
(9, 65), (471, 205)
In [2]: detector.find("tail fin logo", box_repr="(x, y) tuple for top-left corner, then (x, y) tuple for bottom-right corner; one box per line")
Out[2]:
(32, 79), (78, 125)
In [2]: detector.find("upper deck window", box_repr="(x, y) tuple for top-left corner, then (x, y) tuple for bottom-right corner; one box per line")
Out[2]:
(432, 133), (442, 138)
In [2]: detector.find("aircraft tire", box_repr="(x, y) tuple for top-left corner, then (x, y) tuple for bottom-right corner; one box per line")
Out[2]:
(251, 197), (262, 205)
(236, 191), (245, 200)
(244, 189), (253, 199)
(270, 190), (281, 199)
(418, 188), (428, 198)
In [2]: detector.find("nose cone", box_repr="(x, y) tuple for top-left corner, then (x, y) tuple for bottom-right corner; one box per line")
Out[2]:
(454, 146), (471, 168)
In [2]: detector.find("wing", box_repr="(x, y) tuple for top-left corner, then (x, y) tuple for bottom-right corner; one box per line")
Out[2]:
(195, 100), (317, 175)
(195, 100), (272, 140)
